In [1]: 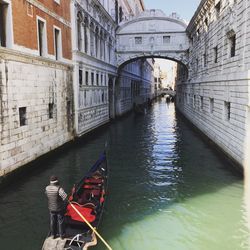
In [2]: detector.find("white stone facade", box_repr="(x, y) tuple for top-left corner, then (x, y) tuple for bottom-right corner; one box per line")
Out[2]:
(116, 10), (189, 67)
(71, 0), (117, 136)
(176, 0), (250, 170)
(0, 48), (73, 176)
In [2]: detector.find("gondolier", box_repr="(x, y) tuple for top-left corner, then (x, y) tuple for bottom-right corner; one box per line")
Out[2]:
(45, 176), (67, 239)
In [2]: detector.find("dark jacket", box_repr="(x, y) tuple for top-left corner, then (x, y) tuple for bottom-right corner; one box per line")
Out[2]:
(45, 183), (67, 212)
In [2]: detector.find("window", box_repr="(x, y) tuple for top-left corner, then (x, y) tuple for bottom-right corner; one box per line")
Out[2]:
(229, 34), (236, 57)
(54, 28), (61, 60)
(95, 27), (99, 58)
(224, 101), (231, 120)
(101, 74), (103, 85)
(0, 2), (7, 47)
(203, 53), (207, 67)
(204, 18), (208, 28)
(193, 95), (196, 108)
(79, 69), (83, 86)
(77, 12), (83, 51)
(119, 6), (123, 22)
(96, 73), (99, 86)
(215, 1), (221, 18)
(19, 107), (27, 126)
(163, 36), (170, 44)
(85, 71), (89, 85)
(37, 19), (46, 56)
(49, 103), (54, 119)
(210, 98), (214, 114)
(214, 46), (218, 63)
(200, 96), (204, 110)
(91, 72), (94, 85)
(135, 37), (142, 44)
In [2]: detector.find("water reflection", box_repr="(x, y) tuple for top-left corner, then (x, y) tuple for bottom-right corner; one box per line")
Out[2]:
(0, 99), (248, 250)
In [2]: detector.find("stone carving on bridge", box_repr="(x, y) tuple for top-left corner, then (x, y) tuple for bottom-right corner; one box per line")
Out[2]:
(116, 9), (189, 67)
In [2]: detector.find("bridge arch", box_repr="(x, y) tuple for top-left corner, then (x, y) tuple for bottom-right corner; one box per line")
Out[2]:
(116, 10), (189, 67)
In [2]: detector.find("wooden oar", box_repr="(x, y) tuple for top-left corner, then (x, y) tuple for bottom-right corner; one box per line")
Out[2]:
(69, 201), (112, 250)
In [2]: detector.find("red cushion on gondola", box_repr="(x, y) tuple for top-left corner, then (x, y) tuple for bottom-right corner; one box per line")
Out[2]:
(85, 178), (103, 184)
(66, 204), (96, 223)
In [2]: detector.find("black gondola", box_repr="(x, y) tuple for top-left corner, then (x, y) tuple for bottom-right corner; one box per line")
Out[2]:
(42, 152), (108, 250)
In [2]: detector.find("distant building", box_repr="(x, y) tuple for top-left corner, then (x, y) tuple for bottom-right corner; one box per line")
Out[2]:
(154, 63), (162, 94)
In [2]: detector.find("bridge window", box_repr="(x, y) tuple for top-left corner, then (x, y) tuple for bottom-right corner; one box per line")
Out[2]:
(210, 98), (214, 114)
(135, 37), (142, 45)
(163, 36), (170, 44)
(214, 46), (218, 63)
(224, 101), (231, 121)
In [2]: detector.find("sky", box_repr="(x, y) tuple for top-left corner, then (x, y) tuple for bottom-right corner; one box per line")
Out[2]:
(143, 0), (201, 22)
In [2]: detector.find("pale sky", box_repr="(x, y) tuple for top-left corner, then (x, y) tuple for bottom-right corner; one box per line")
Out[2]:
(143, 0), (201, 22)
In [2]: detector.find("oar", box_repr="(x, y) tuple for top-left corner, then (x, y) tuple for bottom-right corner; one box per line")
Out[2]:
(69, 201), (112, 250)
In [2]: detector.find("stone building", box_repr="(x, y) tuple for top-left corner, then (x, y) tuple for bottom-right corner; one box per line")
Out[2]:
(0, 0), (155, 176)
(71, 0), (117, 136)
(71, 0), (155, 132)
(176, 0), (250, 170)
(0, 0), (73, 176)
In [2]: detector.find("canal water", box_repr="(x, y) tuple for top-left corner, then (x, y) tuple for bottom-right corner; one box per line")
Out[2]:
(0, 99), (249, 250)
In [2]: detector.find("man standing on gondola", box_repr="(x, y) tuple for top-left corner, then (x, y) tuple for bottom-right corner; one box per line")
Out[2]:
(45, 176), (67, 239)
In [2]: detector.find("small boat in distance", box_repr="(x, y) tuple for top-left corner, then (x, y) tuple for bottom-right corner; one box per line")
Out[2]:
(42, 151), (108, 250)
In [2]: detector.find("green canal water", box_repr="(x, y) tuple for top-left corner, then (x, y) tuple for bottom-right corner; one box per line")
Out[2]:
(0, 99), (249, 250)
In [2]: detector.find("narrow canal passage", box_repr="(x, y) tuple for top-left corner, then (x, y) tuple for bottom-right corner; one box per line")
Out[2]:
(0, 99), (249, 250)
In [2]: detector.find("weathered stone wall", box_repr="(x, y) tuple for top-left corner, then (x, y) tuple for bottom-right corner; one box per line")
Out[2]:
(176, 0), (250, 169)
(0, 48), (73, 176)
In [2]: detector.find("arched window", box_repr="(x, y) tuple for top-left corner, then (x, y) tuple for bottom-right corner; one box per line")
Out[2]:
(108, 38), (112, 63)
(95, 27), (99, 58)
(84, 17), (88, 53)
(77, 12), (83, 51)
(90, 22), (94, 56)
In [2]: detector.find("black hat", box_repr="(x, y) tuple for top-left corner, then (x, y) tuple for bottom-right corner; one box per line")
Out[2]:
(50, 175), (59, 184)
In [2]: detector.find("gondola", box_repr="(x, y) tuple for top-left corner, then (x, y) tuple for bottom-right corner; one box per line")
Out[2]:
(42, 151), (108, 250)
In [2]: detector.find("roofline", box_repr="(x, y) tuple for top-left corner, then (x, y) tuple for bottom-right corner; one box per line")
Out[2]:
(187, 0), (210, 33)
